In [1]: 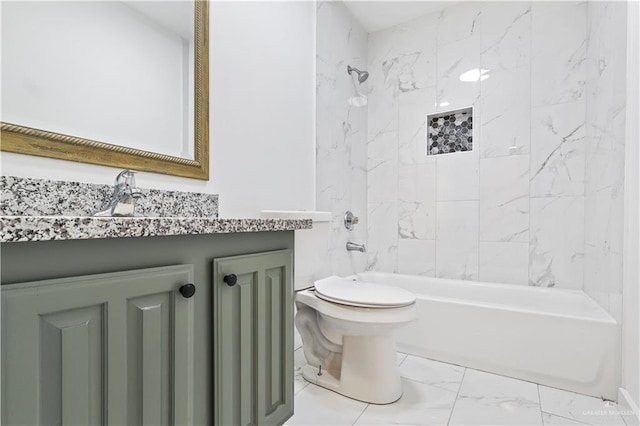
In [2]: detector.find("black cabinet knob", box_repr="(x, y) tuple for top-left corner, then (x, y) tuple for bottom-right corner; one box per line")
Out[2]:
(224, 274), (237, 287)
(179, 283), (196, 298)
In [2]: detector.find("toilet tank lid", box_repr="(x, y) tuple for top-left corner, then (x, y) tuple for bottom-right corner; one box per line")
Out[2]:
(260, 210), (331, 222)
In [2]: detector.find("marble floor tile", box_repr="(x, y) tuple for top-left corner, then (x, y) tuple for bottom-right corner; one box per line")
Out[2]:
(449, 369), (542, 425)
(542, 412), (590, 425)
(399, 355), (465, 393)
(285, 383), (368, 425)
(288, 352), (623, 426)
(355, 378), (458, 425)
(538, 386), (625, 426)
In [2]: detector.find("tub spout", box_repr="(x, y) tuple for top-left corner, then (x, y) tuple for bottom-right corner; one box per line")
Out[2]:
(346, 241), (366, 252)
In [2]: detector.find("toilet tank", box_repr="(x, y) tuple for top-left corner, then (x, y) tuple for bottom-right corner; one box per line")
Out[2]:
(260, 210), (331, 291)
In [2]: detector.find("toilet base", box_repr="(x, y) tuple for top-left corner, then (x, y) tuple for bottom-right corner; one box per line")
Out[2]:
(301, 334), (403, 404)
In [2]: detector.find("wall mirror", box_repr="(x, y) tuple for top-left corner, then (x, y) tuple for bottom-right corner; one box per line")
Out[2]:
(1, 1), (209, 180)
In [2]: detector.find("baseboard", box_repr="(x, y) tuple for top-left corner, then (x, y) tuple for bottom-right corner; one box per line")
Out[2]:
(619, 388), (640, 425)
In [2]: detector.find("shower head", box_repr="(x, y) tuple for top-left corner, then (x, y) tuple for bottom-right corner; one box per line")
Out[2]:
(347, 65), (369, 83)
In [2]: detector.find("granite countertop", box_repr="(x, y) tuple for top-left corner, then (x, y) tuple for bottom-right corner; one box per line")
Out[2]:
(0, 215), (312, 243)
(1, 176), (311, 243)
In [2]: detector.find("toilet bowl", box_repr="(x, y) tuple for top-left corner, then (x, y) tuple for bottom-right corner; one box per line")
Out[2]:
(295, 276), (417, 404)
(258, 211), (417, 403)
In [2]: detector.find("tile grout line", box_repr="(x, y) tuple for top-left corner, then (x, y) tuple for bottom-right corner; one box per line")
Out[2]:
(477, 5), (482, 283)
(434, 26), (439, 279)
(351, 403), (370, 426)
(528, 0), (535, 287)
(446, 367), (468, 426)
(398, 353), (408, 367)
(537, 384), (545, 425)
(582, 0), (590, 307)
(540, 410), (593, 426)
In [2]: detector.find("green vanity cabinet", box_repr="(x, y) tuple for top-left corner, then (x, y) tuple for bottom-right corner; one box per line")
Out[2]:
(0, 231), (296, 425)
(213, 250), (294, 426)
(2, 265), (196, 425)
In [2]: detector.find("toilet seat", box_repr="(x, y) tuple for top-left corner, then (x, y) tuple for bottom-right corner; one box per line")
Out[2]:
(314, 276), (415, 308)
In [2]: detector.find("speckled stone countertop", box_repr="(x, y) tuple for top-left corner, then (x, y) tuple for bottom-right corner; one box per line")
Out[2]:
(1, 176), (311, 243)
(0, 216), (312, 243)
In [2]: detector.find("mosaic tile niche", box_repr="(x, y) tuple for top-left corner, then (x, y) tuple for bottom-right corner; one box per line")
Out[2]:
(426, 107), (473, 156)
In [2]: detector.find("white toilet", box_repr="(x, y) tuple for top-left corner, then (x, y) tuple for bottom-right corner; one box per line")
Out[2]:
(260, 210), (417, 404)
(296, 276), (417, 404)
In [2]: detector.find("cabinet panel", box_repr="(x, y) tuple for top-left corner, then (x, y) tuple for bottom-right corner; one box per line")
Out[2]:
(259, 265), (293, 425)
(40, 305), (105, 425)
(1, 265), (194, 426)
(126, 293), (172, 426)
(217, 271), (258, 426)
(214, 249), (293, 426)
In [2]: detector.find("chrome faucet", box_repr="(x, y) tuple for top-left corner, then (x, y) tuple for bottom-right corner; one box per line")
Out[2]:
(94, 170), (143, 217)
(346, 241), (366, 252)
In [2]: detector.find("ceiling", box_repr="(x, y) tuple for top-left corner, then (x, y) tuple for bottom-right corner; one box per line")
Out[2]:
(344, 1), (456, 33)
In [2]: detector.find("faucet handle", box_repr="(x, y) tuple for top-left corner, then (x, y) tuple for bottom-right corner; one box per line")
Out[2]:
(115, 170), (137, 188)
(344, 211), (359, 230)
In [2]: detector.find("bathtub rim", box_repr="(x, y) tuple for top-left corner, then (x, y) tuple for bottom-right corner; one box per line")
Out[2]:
(347, 272), (617, 325)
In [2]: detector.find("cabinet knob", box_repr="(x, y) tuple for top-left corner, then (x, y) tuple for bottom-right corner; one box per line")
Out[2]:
(179, 283), (196, 298)
(223, 274), (237, 287)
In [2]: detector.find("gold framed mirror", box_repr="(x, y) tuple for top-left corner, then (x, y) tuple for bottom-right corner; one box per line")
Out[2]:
(1, 1), (209, 180)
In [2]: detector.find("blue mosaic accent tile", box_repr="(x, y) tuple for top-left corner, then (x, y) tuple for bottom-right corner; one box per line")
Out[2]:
(426, 108), (473, 156)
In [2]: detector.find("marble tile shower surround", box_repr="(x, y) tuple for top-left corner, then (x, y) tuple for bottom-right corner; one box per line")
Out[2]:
(316, 1), (369, 277)
(1, 175), (219, 218)
(583, 1), (627, 322)
(363, 1), (624, 291)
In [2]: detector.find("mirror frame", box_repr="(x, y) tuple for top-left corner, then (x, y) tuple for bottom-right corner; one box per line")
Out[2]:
(0, 1), (209, 180)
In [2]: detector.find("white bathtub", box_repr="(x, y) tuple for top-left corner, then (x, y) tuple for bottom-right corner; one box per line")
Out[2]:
(353, 272), (620, 400)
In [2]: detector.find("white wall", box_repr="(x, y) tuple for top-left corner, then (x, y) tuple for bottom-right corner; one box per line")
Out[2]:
(210, 1), (315, 217)
(1, 1), (316, 218)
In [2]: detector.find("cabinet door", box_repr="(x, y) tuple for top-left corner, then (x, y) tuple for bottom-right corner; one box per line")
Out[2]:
(1, 265), (195, 426)
(213, 250), (293, 426)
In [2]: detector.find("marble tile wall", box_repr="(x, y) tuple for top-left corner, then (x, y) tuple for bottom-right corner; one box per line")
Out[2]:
(365, 1), (622, 290)
(316, 1), (369, 276)
(583, 2), (627, 322)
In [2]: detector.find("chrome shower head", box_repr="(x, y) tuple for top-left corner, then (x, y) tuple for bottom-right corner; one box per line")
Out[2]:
(347, 65), (369, 83)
